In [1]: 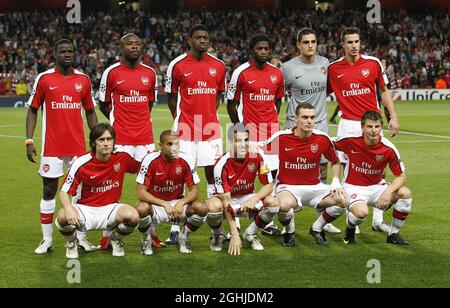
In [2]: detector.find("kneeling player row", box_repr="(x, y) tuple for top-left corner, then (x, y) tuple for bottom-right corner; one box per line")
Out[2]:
(56, 105), (412, 258)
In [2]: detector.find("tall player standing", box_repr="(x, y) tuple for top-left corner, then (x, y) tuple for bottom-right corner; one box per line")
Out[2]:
(165, 24), (226, 244)
(26, 39), (98, 254)
(327, 27), (399, 233)
(98, 33), (165, 249)
(226, 34), (284, 237)
(281, 27), (341, 234)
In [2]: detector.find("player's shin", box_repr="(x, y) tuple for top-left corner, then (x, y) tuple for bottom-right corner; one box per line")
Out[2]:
(372, 207), (384, 225)
(389, 199), (411, 235)
(207, 212), (224, 235)
(184, 214), (206, 235)
(346, 211), (366, 228)
(312, 206), (345, 232)
(247, 206), (280, 235)
(278, 209), (295, 233)
(40, 199), (55, 239)
(55, 218), (77, 242)
(138, 215), (152, 241)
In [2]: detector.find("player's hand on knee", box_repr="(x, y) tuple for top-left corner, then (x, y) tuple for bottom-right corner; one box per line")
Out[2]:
(377, 191), (393, 210)
(66, 207), (80, 227)
(335, 189), (349, 208)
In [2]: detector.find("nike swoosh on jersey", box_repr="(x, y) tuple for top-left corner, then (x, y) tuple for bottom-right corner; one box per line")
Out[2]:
(295, 75), (302, 79)
(184, 72), (193, 77)
(285, 148), (295, 151)
(248, 80), (256, 84)
(50, 86), (58, 90)
(117, 80), (126, 84)
(90, 175), (98, 179)
(337, 74), (345, 78)
(228, 174), (236, 179)
(156, 172), (165, 176)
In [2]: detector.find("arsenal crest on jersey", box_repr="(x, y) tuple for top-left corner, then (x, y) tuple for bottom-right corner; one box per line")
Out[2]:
(176, 165), (182, 175)
(270, 75), (277, 84)
(75, 83), (82, 92)
(311, 143), (319, 153)
(362, 69), (370, 78)
(43, 164), (50, 173)
(248, 163), (256, 172)
(376, 154), (384, 162)
(320, 67), (327, 75)
(141, 76), (149, 85)
(114, 162), (121, 172)
(209, 68), (216, 77)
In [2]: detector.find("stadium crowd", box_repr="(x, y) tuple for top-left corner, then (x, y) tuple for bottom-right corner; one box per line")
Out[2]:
(1, 7), (450, 95)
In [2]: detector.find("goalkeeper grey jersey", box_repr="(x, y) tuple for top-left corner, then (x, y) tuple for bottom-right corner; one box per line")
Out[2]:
(282, 55), (329, 128)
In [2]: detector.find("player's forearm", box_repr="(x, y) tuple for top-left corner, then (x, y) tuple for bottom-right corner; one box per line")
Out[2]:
(227, 100), (240, 124)
(331, 162), (342, 179)
(98, 101), (110, 119)
(85, 109), (98, 130)
(25, 107), (38, 138)
(179, 186), (199, 206)
(381, 88), (398, 119)
(136, 185), (168, 207)
(275, 99), (282, 114)
(254, 183), (274, 202)
(224, 203), (239, 235)
(167, 93), (177, 118)
(386, 173), (407, 194)
(216, 91), (223, 109)
(59, 191), (73, 211)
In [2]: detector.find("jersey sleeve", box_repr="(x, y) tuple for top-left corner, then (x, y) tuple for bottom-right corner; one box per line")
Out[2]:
(281, 64), (291, 90)
(323, 137), (339, 164)
(388, 148), (405, 176)
(153, 71), (159, 102)
(183, 159), (200, 189)
(164, 60), (180, 94)
(257, 153), (273, 185)
(136, 155), (153, 186)
(275, 71), (285, 100)
(61, 164), (82, 196)
(333, 138), (349, 153)
(214, 158), (230, 194)
(82, 76), (96, 110)
(226, 70), (243, 101)
(218, 63), (226, 92)
(376, 60), (389, 89)
(26, 74), (46, 109)
(126, 155), (141, 174)
(99, 68), (112, 103)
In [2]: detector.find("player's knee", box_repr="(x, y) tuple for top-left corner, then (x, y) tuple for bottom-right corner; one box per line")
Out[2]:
(56, 208), (67, 225)
(352, 205), (368, 219)
(121, 206), (139, 226)
(398, 186), (412, 199)
(277, 196), (295, 212)
(207, 197), (223, 213)
(135, 201), (151, 217)
(263, 196), (279, 208)
(193, 201), (208, 217)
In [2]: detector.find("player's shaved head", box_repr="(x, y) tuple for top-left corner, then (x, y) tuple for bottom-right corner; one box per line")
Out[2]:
(54, 39), (73, 53)
(249, 34), (272, 50)
(295, 103), (315, 116)
(361, 111), (383, 126)
(160, 130), (178, 143)
(120, 33), (140, 46)
(341, 27), (360, 42)
(189, 24), (209, 38)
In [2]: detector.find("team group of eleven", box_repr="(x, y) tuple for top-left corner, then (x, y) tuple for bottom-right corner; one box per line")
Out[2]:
(25, 24), (413, 258)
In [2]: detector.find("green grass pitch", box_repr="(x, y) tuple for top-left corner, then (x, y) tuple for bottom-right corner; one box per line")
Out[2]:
(0, 100), (449, 287)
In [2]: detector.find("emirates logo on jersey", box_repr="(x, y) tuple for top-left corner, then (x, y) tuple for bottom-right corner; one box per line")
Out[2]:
(114, 162), (121, 172)
(141, 76), (149, 85)
(362, 69), (370, 78)
(248, 163), (256, 172)
(321, 67), (327, 75)
(311, 143), (319, 153)
(75, 83), (82, 92)
(176, 165), (182, 175)
(270, 75), (277, 84)
(43, 164), (50, 173)
(209, 68), (216, 77)
(376, 154), (384, 162)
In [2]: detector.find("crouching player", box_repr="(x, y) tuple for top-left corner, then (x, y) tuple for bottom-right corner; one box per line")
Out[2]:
(135, 130), (207, 255)
(206, 124), (279, 255)
(265, 103), (348, 247)
(335, 111), (412, 245)
(55, 123), (140, 258)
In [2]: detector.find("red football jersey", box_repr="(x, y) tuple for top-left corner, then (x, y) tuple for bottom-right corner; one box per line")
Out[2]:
(136, 151), (200, 201)
(214, 152), (272, 196)
(165, 52), (226, 141)
(265, 128), (339, 185)
(61, 151), (141, 207)
(27, 67), (95, 156)
(227, 61), (285, 141)
(327, 55), (389, 120)
(99, 61), (158, 145)
(334, 136), (405, 186)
